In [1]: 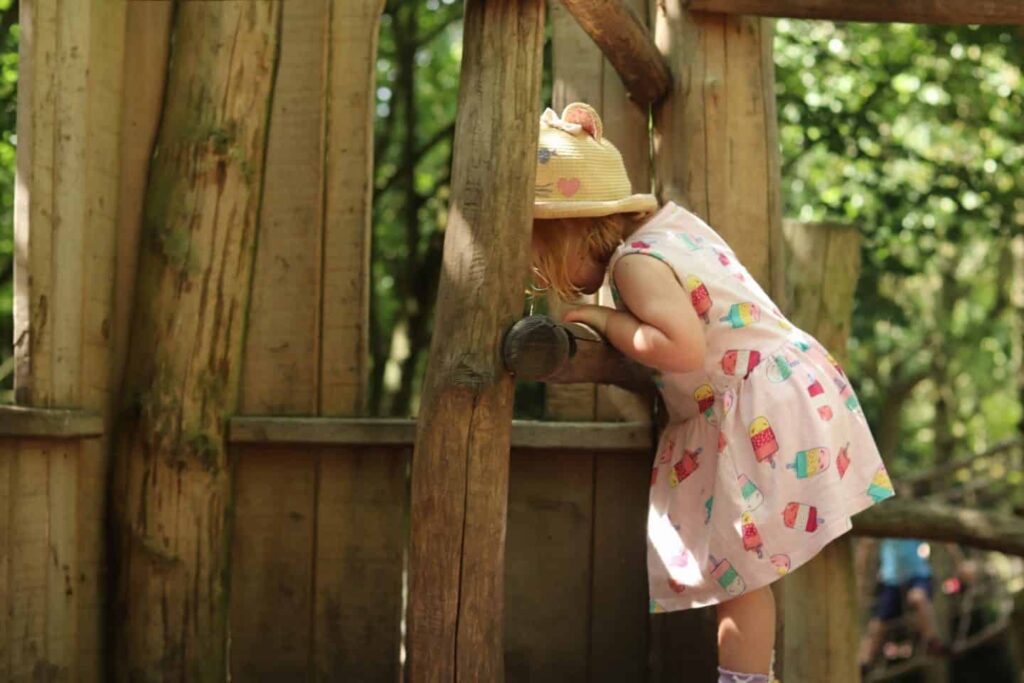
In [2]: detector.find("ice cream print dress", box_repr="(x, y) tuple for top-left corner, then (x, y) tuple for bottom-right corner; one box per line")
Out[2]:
(608, 201), (895, 613)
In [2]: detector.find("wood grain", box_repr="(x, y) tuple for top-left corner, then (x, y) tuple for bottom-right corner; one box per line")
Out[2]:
(406, 1), (545, 679)
(229, 1), (327, 677)
(11, 0), (127, 678)
(109, 4), (281, 679)
(685, 0), (1024, 24)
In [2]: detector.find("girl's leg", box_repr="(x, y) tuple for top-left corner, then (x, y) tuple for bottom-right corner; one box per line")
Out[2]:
(716, 586), (776, 676)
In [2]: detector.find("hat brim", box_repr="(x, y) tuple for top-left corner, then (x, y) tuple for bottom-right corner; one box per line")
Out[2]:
(534, 194), (659, 219)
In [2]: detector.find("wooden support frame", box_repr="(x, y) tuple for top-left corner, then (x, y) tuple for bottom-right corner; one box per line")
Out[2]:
(684, 0), (1024, 24)
(558, 0), (671, 104)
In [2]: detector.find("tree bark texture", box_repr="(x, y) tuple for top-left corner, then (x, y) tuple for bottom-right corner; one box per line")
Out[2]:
(110, 4), (281, 680)
(406, 1), (544, 680)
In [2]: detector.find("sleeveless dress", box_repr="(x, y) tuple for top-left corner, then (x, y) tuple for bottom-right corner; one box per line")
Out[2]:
(607, 201), (895, 612)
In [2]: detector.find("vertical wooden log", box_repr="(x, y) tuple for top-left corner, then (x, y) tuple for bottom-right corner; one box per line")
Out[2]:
(407, 1), (545, 680)
(780, 220), (862, 683)
(110, 4), (281, 680)
(649, 3), (785, 678)
(9, 0), (127, 678)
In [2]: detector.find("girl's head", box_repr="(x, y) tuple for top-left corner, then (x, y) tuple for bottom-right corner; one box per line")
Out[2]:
(531, 212), (650, 299)
(531, 102), (658, 300)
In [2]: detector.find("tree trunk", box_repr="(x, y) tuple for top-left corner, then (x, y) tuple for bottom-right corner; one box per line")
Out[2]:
(110, 4), (280, 680)
(405, 1), (544, 679)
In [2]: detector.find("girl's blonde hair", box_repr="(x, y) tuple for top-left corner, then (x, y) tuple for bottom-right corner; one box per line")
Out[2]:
(532, 211), (651, 301)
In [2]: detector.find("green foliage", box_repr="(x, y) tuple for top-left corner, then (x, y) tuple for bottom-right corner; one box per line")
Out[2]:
(776, 21), (1024, 490)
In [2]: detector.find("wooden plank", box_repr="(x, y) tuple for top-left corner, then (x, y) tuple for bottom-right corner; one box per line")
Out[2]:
(230, 447), (318, 680)
(313, 447), (405, 680)
(685, 0), (1024, 25)
(313, 1), (397, 679)
(650, 3), (786, 676)
(229, 416), (653, 451)
(588, 449), (651, 679)
(0, 441), (7, 681)
(558, 0), (671, 105)
(109, 4), (281, 679)
(229, 0), (327, 677)
(505, 449), (594, 680)
(12, 0), (127, 678)
(0, 407), (103, 438)
(406, 1), (545, 679)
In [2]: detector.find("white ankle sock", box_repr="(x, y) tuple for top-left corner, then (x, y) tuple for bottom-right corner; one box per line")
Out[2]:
(717, 668), (770, 683)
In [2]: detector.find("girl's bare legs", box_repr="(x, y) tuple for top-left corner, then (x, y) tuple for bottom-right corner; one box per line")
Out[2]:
(716, 586), (776, 675)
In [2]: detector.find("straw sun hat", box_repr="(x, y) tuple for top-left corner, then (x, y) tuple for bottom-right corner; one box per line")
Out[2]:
(534, 102), (658, 219)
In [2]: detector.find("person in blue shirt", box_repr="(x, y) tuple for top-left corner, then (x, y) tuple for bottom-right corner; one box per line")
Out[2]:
(858, 538), (948, 675)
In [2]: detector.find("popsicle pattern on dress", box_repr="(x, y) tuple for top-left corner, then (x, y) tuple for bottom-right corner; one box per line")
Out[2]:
(609, 201), (895, 612)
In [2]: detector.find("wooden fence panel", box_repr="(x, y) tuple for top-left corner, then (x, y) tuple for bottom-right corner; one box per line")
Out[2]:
(506, 449), (595, 680)
(230, 0), (328, 677)
(314, 2), (398, 680)
(9, 0), (127, 678)
(230, 0), (396, 680)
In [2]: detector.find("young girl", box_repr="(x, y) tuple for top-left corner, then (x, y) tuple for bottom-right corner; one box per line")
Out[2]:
(532, 103), (895, 682)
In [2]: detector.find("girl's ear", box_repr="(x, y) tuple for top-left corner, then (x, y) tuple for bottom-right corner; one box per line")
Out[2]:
(561, 102), (603, 141)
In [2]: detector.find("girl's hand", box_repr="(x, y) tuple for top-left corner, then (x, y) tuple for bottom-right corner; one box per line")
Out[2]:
(563, 305), (613, 335)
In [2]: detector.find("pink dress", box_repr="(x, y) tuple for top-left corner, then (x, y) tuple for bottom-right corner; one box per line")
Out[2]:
(607, 201), (895, 612)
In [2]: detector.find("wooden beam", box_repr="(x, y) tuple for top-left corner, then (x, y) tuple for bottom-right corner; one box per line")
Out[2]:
(503, 315), (655, 392)
(853, 498), (1024, 557)
(558, 0), (671, 105)
(228, 416), (652, 451)
(0, 407), (103, 439)
(406, 1), (545, 680)
(684, 0), (1024, 25)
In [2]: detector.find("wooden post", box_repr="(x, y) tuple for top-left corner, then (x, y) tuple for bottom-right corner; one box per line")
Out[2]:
(109, 4), (280, 680)
(650, 2), (786, 677)
(8, 0), (127, 679)
(406, 1), (544, 680)
(779, 220), (862, 683)
(684, 0), (1024, 25)
(503, 316), (655, 391)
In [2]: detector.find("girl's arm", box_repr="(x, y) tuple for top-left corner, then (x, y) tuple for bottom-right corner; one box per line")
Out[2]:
(563, 254), (706, 373)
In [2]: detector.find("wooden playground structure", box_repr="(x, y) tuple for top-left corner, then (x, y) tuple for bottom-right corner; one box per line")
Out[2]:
(5, 0), (1024, 680)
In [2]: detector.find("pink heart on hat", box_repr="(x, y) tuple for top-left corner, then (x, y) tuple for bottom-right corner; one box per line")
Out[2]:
(557, 177), (581, 197)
